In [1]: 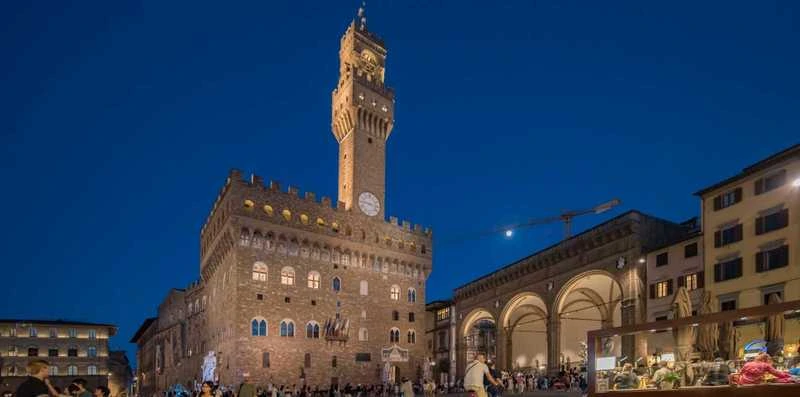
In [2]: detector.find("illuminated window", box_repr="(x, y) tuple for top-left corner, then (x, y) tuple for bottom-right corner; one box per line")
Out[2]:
(243, 199), (254, 209)
(436, 308), (450, 321)
(67, 365), (77, 376)
(48, 366), (58, 376)
(88, 329), (96, 339)
(252, 261), (268, 282)
(307, 271), (320, 289)
(390, 285), (400, 301)
(49, 328), (57, 338)
(653, 280), (672, 299)
(281, 209), (291, 221)
(87, 365), (97, 375)
(29, 328), (37, 337)
(360, 280), (368, 296)
(68, 328), (77, 338)
(280, 320), (295, 337)
(281, 267), (295, 285)
(88, 346), (96, 357)
(681, 273), (702, 291)
(263, 205), (274, 216)
(359, 328), (368, 341)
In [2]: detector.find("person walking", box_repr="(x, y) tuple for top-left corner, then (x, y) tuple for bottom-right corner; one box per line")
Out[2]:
(15, 360), (52, 397)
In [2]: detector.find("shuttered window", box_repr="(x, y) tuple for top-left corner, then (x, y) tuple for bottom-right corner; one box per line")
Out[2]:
(755, 209), (789, 235)
(755, 245), (789, 273)
(714, 224), (743, 247)
(713, 187), (742, 211)
(714, 257), (743, 282)
(755, 170), (786, 195)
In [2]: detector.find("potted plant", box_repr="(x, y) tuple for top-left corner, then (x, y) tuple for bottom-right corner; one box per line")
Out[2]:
(661, 372), (681, 390)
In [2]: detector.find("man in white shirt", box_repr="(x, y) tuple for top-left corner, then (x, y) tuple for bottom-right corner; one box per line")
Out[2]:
(464, 353), (501, 397)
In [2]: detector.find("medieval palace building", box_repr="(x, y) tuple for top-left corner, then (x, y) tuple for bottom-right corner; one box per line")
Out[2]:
(132, 11), (432, 393)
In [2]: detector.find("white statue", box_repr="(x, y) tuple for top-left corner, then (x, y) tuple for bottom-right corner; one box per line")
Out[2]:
(201, 351), (217, 382)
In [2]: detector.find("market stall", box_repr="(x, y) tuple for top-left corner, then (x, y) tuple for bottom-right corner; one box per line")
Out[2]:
(587, 297), (800, 397)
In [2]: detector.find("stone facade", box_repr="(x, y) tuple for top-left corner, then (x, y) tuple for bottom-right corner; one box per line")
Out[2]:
(0, 320), (129, 396)
(424, 301), (455, 386)
(452, 211), (687, 376)
(133, 11), (432, 392)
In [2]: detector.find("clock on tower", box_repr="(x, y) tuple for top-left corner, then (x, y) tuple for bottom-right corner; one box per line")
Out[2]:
(331, 11), (394, 219)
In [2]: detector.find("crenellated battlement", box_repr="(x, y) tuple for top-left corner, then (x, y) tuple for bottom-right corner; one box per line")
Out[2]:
(200, 169), (432, 265)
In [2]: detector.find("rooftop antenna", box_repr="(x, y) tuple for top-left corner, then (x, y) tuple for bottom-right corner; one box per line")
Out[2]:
(357, 1), (367, 30)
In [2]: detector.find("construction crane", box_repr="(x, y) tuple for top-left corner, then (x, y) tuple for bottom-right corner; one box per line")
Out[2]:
(499, 198), (621, 240)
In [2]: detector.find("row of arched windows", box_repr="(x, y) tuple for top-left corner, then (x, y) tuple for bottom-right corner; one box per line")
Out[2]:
(388, 328), (417, 344)
(241, 202), (429, 256)
(249, 318), (415, 344)
(251, 262), (417, 301)
(239, 227), (427, 279)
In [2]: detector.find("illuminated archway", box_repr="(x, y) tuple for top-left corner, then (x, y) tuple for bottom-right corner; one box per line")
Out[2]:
(555, 271), (622, 368)
(500, 293), (548, 370)
(461, 308), (497, 366)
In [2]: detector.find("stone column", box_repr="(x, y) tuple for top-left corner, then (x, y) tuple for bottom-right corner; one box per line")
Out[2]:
(546, 316), (560, 375)
(503, 328), (513, 370)
(620, 298), (637, 363)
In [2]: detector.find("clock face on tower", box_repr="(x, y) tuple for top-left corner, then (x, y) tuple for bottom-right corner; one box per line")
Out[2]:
(358, 191), (380, 217)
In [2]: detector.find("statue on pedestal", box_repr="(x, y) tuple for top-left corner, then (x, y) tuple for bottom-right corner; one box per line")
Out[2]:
(201, 351), (217, 382)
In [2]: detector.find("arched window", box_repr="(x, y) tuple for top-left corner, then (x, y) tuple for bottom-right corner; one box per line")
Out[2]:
(251, 319), (267, 336)
(307, 271), (320, 289)
(332, 277), (341, 292)
(306, 322), (320, 339)
(389, 328), (400, 343)
(48, 366), (58, 376)
(282, 209), (292, 221)
(252, 262), (268, 282)
(263, 205), (274, 216)
(358, 328), (368, 341)
(87, 365), (97, 375)
(360, 280), (368, 296)
(239, 228), (251, 246)
(67, 365), (77, 376)
(280, 320), (295, 337)
(251, 231), (264, 249)
(281, 267), (295, 285)
(407, 330), (416, 344)
(407, 288), (417, 303)
(390, 285), (400, 301)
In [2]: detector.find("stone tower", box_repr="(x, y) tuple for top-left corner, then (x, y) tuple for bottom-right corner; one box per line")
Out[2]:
(332, 7), (394, 220)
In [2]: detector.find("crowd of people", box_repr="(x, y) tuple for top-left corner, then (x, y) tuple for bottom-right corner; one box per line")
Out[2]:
(462, 353), (588, 397)
(10, 360), (112, 397)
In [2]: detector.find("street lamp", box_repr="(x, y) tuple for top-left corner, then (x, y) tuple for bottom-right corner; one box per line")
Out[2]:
(792, 177), (800, 188)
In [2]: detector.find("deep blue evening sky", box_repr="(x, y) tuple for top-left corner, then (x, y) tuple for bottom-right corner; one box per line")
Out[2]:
(2, 1), (798, 361)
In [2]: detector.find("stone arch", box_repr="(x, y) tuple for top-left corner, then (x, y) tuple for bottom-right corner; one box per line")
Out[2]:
(461, 308), (497, 366)
(500, 292), (549, 370)
(553, 270), (622, 369)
